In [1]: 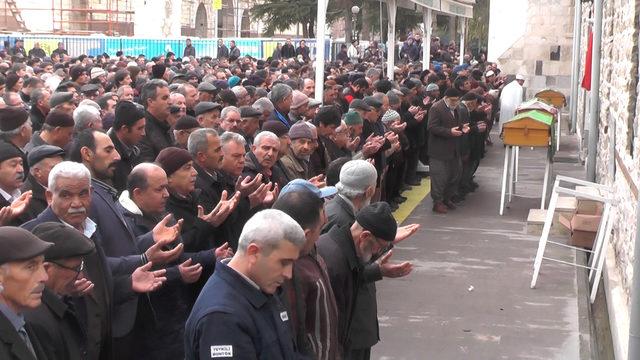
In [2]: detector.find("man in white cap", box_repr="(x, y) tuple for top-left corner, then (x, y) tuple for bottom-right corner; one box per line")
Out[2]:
(498, 74), (525, 128)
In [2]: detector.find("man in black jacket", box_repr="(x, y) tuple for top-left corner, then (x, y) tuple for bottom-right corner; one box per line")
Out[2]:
(108, 101), (145, 192)
(281, 38), (296, 59)
(20, 145), (65, 222)
(137, 79), (172, 163)
(29, 89), (50, 132)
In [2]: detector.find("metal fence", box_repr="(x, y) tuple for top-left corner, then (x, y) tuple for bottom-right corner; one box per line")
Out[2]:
(0, 34), (333, 60)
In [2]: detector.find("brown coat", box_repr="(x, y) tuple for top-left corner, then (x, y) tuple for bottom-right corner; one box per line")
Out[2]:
(427, 99), (462, 160)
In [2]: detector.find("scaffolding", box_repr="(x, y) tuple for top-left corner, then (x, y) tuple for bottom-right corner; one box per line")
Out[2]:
(1, 0), (135, 35)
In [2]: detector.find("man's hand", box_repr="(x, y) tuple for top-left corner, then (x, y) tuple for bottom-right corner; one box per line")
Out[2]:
(248, 183), (268, 209)
(67, 275), (94, 297)
(261, 183), (279, 206)
(451, 127), (463, 137)
(378, 251), (413, 278)
(346, 136), (360, 152)
(462, 123), (471, 134)
(235, 174), (262, 197)
(145, 238), (184, 265)
(132, 262), (166, 293)
(390, 122), (407, 133)
(362, 140), (382, 158)
(309, 174), (326, 189)
(394, 224), (420, 244)
(214, 242), (234, 260)
(152, 214), (183, 244)
(198, 190), (241, 227)
(0, 191), (32, 225)
(178, 258), (203, 284)
(477, 121), (488, 133)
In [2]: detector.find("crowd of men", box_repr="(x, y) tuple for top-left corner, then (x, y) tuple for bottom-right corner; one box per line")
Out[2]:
(0, 35), (512, 360)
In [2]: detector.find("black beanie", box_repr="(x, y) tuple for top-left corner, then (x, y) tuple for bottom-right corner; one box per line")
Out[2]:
(113, 101), (145, 129)
(152, 63), (166, 79)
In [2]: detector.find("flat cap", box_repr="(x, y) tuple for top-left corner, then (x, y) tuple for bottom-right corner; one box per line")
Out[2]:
(279, 178), (337, 199)
(364, 96), (382, 109)
(194, 101), (222, 116)
(288, 121), (314, 140)
(155, 147), (193, 177)
(80, 84), (100, 94)
(197, 82), (217, 93)
(349, 98), (372, 112)
(27, 145), (65, 167)
(308, 99), (322, 108)
(261, 121), (289, 138)
(355, 202), (397, 242)
(290, 90), (310, 110)
(239, 105), (262, 118)
(0, 227), (53, 264)
(0, 106), (29, 131)
(32, 222), (95, 261)
(174, 115), (201, 130)
(0, 141), (23, 164)
(45, 110), (74, 128)
(49, 92), (74, 108)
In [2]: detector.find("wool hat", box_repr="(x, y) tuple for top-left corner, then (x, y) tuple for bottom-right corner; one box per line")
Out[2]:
(32, 222), (95, 261)
(0, 141), (23, 164)
(152, 63), (166, 79)
(155, 147), (193, 177)
(381, 109), (401, 124)
(288, 121), (314, 140)
(290, 90), (310, 110)
(27, 145), (65, 167)
(0, 106), (29, 131)
(174, 115), (201, 130)
(49, 92), (74, 108)
(262, 121), (289, 138)
(194, 101), (222, 116)
(349, 99), (372, 112)
(343, 111), (363, 126)
(44, 110), (74, 128)
(228, 76), (241, 88)
(355, 202), (397, 242)
(113, 101), (145, 129)
(426, 83), (439, 92)
(279, 178), (337, 199)
(90, 67), (107, 79)
(336, 159), (377, 195)
(239, 105), (262, 118)
(485, 70), (495, 78)
(0, 227), (53, 264)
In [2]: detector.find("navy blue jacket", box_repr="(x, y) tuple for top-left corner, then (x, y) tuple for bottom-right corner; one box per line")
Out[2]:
(184, 261), (298, 360)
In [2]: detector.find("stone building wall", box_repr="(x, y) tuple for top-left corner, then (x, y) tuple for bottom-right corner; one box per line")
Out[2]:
(496, 0), (574, 99)
(578, 0), (640, 304)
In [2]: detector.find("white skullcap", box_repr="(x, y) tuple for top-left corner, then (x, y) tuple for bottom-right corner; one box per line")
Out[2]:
(336, 160), (377, 195)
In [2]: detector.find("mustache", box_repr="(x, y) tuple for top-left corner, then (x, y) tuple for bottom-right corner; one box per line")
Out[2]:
(15, 173), (24, 181)
(32, 284), (44, 294)
(68, 207), (86, 215)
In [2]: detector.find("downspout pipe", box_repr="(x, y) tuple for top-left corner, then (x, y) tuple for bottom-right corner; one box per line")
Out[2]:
(569, 0), (582, 134)
(628, 200), (640, 359)
(586, 0), (603, 182)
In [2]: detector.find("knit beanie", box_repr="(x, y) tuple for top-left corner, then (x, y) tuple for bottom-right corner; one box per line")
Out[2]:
(0, 106), (29, 131)
(343, 111), (363, 126)
(336, 159), (377, 195)
(155, 147), (193, 177)
(288, 121), (314, 140)
(381, 109), (401, 124)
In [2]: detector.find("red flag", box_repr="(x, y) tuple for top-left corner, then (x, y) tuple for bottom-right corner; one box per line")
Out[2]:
(582, 30), (593, 90)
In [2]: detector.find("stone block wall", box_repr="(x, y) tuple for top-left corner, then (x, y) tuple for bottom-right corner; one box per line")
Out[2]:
(497, 0), (574, 99)
(578, 0), (640, 304)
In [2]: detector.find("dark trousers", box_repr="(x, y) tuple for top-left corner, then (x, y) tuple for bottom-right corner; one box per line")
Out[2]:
(460, 158), (479, 191)
(404, 147), (420, 182)
(429, 157), (461, 203)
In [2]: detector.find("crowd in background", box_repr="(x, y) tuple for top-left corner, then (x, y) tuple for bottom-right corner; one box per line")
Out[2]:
(0, 34), (513, 360)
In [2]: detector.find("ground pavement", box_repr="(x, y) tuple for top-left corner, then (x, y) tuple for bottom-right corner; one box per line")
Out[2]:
(372, 131), (590, 359)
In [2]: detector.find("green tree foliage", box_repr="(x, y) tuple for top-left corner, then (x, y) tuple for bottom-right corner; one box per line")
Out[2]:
(467, 0), (489, 55)
(250, 0), (318, 37)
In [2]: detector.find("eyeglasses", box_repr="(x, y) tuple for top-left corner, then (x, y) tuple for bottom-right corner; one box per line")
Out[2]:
(52, 260), (84, 279)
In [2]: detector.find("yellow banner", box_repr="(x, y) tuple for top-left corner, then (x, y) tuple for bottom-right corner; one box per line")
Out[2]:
(213, 0), (222, 10)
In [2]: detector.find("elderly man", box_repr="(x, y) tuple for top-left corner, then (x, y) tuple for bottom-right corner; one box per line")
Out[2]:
(194, 101), (222, 131)
(243, 130), (287, 186)
(109, 100), (146, 192)
(219, 106), (242, 134)
(238, 105), (262, 147)
(138, 79), (172, 162)
(22, 161), (171, 360)
(197, 82), (217, 103)
(280, 121), (314, 182)
(20, 145), (65, 222)
(317, 203), (399, 359)
(231, 86), (250, 107)
(73, 104), (102, 133)
(0, 107), (31, 165)
(49, 92), (76, 115)
(173, 116), (201, 149)
(175, 83), (198, 116)
(0, 227), (52, 360)
(288, 90), (309, 123)
(0, 141), (27, 210)
(268, 83), (294, 128)
(184, 209), (305, 360)
(26, 222), (95, 360)
(29, 89), (51, 132)
(118, 163), (224, 359)
(253, 97), (274, 125)
(273, 180), (341, 360)
(24, 110), (75, 152)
